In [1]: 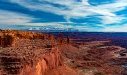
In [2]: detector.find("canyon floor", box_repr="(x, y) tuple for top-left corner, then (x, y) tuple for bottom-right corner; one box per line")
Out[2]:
(0, 30), (126, 75)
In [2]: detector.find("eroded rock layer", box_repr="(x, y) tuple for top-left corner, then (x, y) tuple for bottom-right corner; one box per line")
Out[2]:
(0, 30), (77, 75)
(0, 30), (125, 75)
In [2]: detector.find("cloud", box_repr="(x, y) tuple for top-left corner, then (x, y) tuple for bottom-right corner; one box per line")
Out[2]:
(102, 24), (127, 32)
(0, 10), (34, 24)
(10, 0), (127, 25)
(100, 15), (125, 24)
(0, 0), (127, 32)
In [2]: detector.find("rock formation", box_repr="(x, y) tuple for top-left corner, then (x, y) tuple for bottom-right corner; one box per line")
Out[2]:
(0, 30), (79, 75)
(0, 30), (125, 75)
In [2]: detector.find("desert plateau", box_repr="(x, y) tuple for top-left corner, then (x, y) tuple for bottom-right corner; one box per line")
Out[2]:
(0, 30), (126, 75)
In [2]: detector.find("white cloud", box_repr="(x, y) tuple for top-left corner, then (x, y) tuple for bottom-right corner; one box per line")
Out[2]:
(102, 25), (127, 32)
(99, 0), (127, 12)
(0, 10), (34, 24)
(0, 0), (127, 32)
(10, 0), (127, 25)
(100, 15), (125, 24)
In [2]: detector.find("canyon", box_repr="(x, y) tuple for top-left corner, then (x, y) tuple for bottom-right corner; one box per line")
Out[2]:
(0, 30), (126, 75)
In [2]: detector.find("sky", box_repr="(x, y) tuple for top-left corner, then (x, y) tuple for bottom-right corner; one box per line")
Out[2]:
(0, 0), (127, 32)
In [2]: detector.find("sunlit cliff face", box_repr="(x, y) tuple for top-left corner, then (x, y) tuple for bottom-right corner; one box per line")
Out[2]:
(0, 30), (59, 75)
(0, 30), (77, 75)
(20, 48), (62, 75)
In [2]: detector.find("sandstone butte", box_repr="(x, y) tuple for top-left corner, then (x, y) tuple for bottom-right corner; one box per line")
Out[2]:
(0, 30), (125, 75)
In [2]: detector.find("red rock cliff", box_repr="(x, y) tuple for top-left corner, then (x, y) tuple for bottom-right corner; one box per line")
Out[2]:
(0, 30), (79, 75)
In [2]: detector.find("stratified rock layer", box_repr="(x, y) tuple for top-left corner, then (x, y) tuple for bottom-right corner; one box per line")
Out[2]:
(0, 30), (78, 75)
(0, 30), (125, 75)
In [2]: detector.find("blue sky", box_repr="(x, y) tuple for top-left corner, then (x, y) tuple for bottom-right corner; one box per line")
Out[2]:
(0, 0), (127, 32)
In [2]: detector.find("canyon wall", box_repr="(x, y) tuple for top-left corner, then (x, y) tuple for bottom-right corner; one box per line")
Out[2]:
(0, 30), (78, 75)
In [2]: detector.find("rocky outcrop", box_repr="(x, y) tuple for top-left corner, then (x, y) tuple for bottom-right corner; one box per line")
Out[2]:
(0, 30), (124, 75)
(0, 30), (79, 75)
(0, 48), (63, 75)
(0, 34), (14, 47)
(20, 48), (62, 75)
